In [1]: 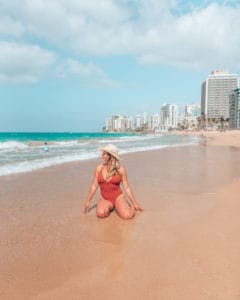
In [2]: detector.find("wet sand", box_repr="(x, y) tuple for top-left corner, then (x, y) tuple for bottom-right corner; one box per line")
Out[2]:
(1, 139), (240, 299)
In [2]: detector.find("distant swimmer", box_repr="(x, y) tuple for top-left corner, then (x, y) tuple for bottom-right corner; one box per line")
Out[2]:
(43, 142), (49, 152)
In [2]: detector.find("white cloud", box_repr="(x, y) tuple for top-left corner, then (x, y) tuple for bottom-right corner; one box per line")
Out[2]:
(0, 40), (119, 86)
(65, 59), (105, 77)
(1, 0), (240, 71)
(0, 16), (24, 37)
(0, 41), (56, 83)
(58, 59), (121, 88)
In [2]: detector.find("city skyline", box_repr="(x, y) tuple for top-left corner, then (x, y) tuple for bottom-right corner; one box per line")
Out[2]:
(1, 1), (240, 132)
(105, 103), (201, 132)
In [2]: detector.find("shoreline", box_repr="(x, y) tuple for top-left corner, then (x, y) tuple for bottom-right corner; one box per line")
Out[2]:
(0, 134), (198, 178)
(1, 134), (240, 299)
(170, 129), (240, 147)
(2, 129), (240, 179)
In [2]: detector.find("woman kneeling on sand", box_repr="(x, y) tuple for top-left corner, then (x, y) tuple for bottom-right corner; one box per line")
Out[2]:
(83, 144), (143, 219)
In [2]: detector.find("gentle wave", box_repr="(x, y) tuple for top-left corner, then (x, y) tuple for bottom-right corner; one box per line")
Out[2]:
(120, 141), (198, 155)
(97, 134), (160, 144)
(50, 141), (89, 148)
(0, 152), (99, 176)
(0, 141), (29, 150)
(0, 136), (200, 177)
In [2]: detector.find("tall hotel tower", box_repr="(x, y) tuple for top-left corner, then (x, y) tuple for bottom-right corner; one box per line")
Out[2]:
(229, 88), (240, 128)
(160, 104), (178, 130)
(201, 70), (239, 119)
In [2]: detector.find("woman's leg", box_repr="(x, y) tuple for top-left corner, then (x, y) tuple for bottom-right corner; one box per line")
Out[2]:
(115, 194), (135, 219)
(96, 197), (114, 218)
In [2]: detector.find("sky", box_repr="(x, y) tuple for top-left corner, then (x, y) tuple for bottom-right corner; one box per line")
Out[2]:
(1, 0), (240, 132)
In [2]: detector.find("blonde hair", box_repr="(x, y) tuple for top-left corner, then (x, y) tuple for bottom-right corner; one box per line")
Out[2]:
(106, 154), (120, 176)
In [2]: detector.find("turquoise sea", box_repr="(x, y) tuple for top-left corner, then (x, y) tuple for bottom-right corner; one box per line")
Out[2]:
(0, 132), (200, 177)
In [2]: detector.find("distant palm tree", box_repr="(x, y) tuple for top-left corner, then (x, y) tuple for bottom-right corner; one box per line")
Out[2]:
(201, 112), (206, 130)
(220, 116), (225, 131)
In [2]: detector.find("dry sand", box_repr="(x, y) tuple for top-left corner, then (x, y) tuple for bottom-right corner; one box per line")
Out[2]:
(172, 129), (240, 147)
(1, 131), (240, 299)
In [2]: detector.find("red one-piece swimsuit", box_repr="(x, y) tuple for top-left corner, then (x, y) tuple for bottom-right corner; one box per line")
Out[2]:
(98, 167), (123, 206)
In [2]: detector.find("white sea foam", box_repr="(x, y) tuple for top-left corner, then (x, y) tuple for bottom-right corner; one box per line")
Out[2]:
(0, 152), (99, 176)
(120, 141), (198, 155)
(0, 141), (29, 150)
(50, 140), (88, 148)
(97, 135), (158, 144)
(0, 135), (200, 177)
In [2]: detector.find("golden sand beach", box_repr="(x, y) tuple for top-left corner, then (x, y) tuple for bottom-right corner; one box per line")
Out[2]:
(1, 130), (240, 299)
(172, 128), (240, 147)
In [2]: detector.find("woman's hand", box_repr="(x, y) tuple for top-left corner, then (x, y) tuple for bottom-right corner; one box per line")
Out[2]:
(83, 201), (90, 213)
(83, 165), (100, 214)
(133, 203), (143, 212)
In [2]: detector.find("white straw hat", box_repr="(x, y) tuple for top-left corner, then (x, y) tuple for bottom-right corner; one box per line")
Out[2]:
(99, 144), (120, 160)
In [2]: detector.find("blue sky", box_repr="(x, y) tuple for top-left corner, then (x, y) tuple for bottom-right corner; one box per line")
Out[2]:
(0, 0), (240, 132)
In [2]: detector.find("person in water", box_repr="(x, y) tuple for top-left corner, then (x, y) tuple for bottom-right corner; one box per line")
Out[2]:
(83, 144), (143, 219)
(44, 142), (49, 152)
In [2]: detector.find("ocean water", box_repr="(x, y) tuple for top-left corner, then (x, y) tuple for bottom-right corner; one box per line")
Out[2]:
(0, 132), (200, 177)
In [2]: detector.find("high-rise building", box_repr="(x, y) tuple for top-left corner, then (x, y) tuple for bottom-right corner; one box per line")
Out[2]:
(105, 115), (132, 131)
(126, 117), (134, 130)
(229, 88), (240, 128)
(160, 104), (178, 130)
(149, 114), (160, 131)
(185, 104), (201, 119)
(182, 104), (201, 129)
(135, 115), (143, 129)
(142, 112), (149, 126)
(201, 70), (239, 119)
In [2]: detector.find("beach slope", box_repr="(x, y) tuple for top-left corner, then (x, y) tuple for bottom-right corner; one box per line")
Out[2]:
(1, 135), (240, 299)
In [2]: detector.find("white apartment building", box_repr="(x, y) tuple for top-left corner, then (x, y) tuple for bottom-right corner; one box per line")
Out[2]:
(105, 115), (120, 131)
(201, 70), (239, 119)
(229, 88), (240, 128)
(105, 117), (113, 131)
(135, 115), (143, 129)
(126, 117), (134, 130)
(159, 104), (178, 130)
(183, 104), (201, 127)
(185, 104), (201, 119)
(149, 114), (160, 131)
(105, 115), (132, 132)
(142, 112), (149, 126)
(115, 115), (125, 131)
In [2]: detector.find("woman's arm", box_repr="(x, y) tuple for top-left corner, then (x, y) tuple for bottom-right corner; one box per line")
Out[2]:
(120, 166), (143, 212)
(83, 165), (100, 213)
